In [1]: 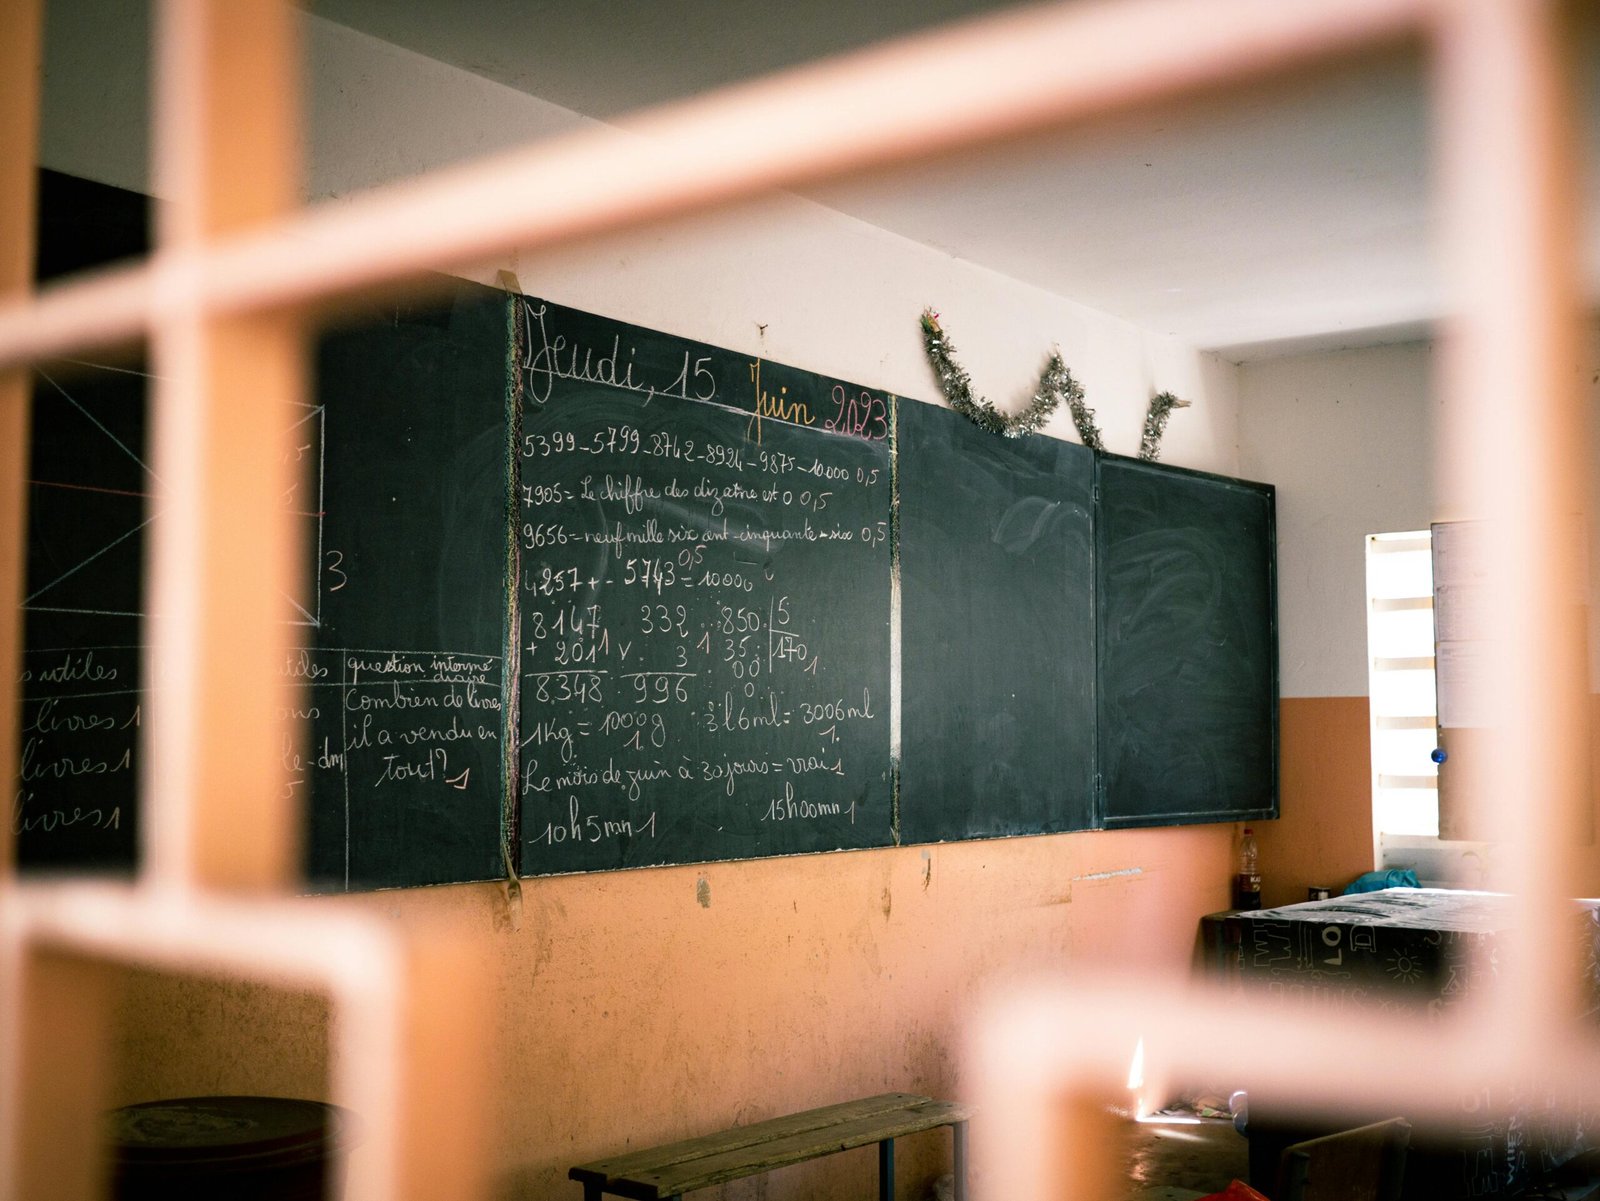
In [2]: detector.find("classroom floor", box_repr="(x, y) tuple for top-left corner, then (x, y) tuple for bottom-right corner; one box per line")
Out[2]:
(1119, 1105), (1249, 1200)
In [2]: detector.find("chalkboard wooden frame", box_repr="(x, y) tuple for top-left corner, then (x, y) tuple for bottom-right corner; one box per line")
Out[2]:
(1094, 452), (1279, 829)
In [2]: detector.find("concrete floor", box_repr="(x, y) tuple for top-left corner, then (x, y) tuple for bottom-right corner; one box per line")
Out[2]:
(1120, 1108), (1250, 1200)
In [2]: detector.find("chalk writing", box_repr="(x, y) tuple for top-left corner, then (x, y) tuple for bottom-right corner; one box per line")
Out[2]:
(286, 648), (501, 808)
(518, 297), (893, 872)
(521, 301), (715, 408)
(15, 643), (142, 864)
(12, 790), (122, 834)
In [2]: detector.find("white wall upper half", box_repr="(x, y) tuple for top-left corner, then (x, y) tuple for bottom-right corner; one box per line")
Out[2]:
(1239, 342), (1435, 699)
(303, 16), (1241, 469)
(39, 5), (1242, 476)
(1239, 328), (1600, 701)
(39, 0), (150, 196)
(480, 197), (1242, 468)
(305, 13), (587, 199)
(39, 1), (585, 198)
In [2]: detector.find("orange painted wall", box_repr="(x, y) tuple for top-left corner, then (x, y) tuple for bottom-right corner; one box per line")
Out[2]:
(99, 603), (1363, 1201)
(112, 823), (1235, 1199)
(1252, 696), (1376, 908)
(1254, 694), (1600, 905)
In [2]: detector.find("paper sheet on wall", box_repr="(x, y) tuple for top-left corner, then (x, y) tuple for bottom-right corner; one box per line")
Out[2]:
(1432, 521), (1491, 642)
(1433, 518), (1589, 644)
(1436, 640), (1494, 729)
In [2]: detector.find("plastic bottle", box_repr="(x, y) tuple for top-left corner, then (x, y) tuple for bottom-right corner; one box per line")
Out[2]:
(1232, 827), (1261, 910)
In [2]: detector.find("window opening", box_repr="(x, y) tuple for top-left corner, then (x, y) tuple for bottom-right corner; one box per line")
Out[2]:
(1365, 530), (1439, 844)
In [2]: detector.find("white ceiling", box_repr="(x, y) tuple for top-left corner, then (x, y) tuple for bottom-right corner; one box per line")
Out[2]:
(309, 0), (1599, 362)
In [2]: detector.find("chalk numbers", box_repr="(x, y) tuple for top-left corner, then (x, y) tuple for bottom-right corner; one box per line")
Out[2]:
(324, 549), (347, 592)
(517, 312), (894, 851)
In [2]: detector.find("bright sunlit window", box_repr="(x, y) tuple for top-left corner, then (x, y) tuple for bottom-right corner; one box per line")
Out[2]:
(1366, 531), (1439, 838)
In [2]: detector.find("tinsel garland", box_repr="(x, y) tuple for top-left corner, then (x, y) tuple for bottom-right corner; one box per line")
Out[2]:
(1138, 390), (1191, 461)
(919, 308), (1100, 446)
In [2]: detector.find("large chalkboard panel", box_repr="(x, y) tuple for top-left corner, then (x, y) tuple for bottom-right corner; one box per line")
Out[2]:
(18, 359), (148, 870)
(16, 172), (152, 872)
(516, 297), (894, 873)
(1096, 455), (1277, 826)
(300, 285), (514, 890)
(897, 399), (1096, 841)
(18, 172), (515, 886)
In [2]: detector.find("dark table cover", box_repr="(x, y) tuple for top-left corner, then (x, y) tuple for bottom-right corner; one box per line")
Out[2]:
(1231, 888), (1600, 1198)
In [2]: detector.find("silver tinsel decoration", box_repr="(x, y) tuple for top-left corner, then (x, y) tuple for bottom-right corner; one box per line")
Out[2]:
(920, 308), (1099, 445)
(1138, 390), (1191, 461)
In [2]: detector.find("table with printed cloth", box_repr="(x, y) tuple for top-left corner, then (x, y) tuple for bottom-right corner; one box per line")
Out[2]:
(1229, 888), (1600, 1199)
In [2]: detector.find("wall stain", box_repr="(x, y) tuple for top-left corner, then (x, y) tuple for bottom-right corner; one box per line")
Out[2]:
(527, 889), (556, 984)
(921, 850), (932, 891)
(854, 911), (885, 977)
(880, 885), (892, 921)
(492, 875), (523, 933)
(696, 876), (711, 908)
(904, 1022), (958, 1094)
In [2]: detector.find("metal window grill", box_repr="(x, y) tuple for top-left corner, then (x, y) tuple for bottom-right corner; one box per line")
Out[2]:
(0, 0), (1591, 1198)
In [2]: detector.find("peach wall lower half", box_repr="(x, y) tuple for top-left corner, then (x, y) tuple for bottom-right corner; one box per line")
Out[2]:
(110, 823), (1238, 1200)
(1253, 696), (1376, 908)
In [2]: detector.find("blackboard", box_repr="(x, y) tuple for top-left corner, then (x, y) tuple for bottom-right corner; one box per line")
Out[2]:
(897, 399), (1096, 841)
(18, 358), (148, 871)
(298, 286), (515, 890)
(1095, 455), (1278, 826)
(515, 297), (895, 873)
(19, 281), (517, 889)
(17, 173), (1281, 885)
(16, 172), (152, 872)
(17, 166), (517, 885)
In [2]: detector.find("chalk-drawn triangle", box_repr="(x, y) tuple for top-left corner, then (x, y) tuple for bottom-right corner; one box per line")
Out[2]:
(283, 590), (320, 629)
(32, 371), (157, 492)
(24, 512), (154, 615)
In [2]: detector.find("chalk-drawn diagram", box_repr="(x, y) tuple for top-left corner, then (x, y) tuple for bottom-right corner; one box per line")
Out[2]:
(24, 365), (156, 620)
(281, 401), (328, 628)
(24, 365), (328, 627)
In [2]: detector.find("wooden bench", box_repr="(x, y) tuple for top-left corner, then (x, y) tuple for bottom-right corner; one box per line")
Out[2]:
(570, 1092), (971, 1201)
